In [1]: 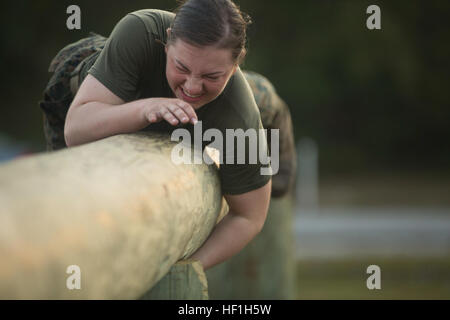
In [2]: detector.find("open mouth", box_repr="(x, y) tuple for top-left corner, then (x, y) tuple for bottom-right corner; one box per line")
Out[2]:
(180, 87), (203, 102)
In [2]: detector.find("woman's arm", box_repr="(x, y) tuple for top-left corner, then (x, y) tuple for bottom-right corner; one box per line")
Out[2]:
(189, 179), (272, 270)
(64, 75), (198, 147)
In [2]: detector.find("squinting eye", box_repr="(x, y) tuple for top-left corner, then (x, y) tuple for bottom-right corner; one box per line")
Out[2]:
(205, 76), (219, 80)
(176, 66), (188, 73)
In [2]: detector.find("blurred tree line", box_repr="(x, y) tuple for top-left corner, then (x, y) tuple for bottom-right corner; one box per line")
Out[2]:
(0, 0), (449, 175)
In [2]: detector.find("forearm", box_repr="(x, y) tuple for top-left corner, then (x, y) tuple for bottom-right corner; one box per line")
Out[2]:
(64, 100), (148, 147)
(189, 210), (263, 270)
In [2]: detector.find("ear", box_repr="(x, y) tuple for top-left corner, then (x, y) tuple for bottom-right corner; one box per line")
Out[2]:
(231, 64), (239, 75)
(165, 28), (172, 54)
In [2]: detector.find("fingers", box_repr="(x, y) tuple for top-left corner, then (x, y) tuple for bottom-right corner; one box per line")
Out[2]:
(145, 98), (199, 127)
(159, 107), (179, 125)
(161, 100), (198, 126)
(168, 104), (190, 124)
(175, 100), (198, 124)
(147, 113), (157, 123)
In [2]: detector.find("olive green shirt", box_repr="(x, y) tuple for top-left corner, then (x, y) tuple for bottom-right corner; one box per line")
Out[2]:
(87, 9), (271, 195)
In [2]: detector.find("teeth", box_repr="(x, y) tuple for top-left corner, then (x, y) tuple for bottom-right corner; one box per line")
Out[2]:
(182, 88), (201, 98)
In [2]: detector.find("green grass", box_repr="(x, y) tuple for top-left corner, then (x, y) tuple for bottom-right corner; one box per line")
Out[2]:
(295, 256), (450, 299)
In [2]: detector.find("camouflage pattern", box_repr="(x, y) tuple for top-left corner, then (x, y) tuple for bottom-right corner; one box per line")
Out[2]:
(39, 36), (296, 197)
(243, 71), (297, 197)
(39, 33), (106, 151)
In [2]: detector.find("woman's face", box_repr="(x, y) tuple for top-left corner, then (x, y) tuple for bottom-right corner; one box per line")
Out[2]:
(165, 37), (237, 110)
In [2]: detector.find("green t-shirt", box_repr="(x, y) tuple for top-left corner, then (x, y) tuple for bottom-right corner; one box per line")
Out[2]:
(88, 9), (271, 195)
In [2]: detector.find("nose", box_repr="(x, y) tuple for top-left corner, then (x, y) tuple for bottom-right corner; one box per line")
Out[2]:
(183, 76), (203, 95)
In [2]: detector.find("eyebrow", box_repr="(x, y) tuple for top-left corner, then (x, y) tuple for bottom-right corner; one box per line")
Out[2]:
(175, 59), (224, 76)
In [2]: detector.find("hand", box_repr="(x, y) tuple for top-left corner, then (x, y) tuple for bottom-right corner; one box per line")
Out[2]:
(142, 98), (198, 126)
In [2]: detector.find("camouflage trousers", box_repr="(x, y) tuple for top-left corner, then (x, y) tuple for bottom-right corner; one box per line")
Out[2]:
(39, 34), (296, 197)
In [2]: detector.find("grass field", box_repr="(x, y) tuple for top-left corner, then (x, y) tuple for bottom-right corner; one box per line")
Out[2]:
(295, 256), (450, 299)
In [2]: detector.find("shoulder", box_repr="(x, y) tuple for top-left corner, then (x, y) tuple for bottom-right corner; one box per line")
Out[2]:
(127, 9), (175, 41)
(218, 68), (263, 130)
(129, 8), (175, 21)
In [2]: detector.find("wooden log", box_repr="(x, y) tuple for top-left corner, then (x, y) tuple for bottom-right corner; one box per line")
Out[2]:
(206, 195), (295, 299)
(140, 260), (208, 300)
(0, 131), (225, 299)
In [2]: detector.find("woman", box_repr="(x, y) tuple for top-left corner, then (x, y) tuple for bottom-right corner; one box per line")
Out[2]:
(41, 0), (293, 270)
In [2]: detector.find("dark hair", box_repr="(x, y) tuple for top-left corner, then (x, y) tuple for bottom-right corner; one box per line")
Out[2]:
(168, 0), (252, 64)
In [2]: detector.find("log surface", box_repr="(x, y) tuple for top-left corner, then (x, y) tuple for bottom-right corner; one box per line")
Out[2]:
(0, 132), (223, 299)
